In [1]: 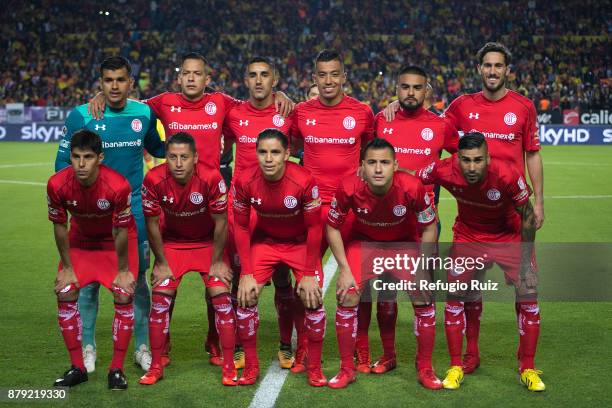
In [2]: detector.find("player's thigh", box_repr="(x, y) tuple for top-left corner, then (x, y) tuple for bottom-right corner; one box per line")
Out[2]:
(277, 242), (323, 288)
(250, 241), (282, 286)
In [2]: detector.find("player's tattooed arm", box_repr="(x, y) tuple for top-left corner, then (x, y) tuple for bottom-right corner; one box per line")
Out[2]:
(209, 212), (232, 288)
(145, 216), (174, 287)
(516, 200), (537, 243)
(526, 151), (544, 229)
(516, 201), (538, 290)
(53, 222), (78, 293)
(112, 226), (135, 295)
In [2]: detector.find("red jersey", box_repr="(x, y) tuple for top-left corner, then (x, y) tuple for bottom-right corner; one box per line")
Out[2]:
(47, 165), (136, 248)
(416, 155), (531, 241)
(145, 92), (241, 170)
(232, 162), (321, 275)
(328, 172), (436, 242)
(442, 90), (539, 175)
(142, 162), (228, 248)
(223, 97), (293, 180)
(291, 95), (374, 203)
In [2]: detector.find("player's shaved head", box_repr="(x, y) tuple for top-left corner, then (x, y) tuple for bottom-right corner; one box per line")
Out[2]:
(363, 138), (396, 160)
(71, 129), (102, 155)
(315, 49), (344, 70)
(100, 56), (131, 76)
(477, 42), (512, 65)
(166, 132), (196, 153)
(459, 132), (487, 152)
(256, 128), (288, 149)
(181, 52), (208, 68)
(397, 65), (428, 81)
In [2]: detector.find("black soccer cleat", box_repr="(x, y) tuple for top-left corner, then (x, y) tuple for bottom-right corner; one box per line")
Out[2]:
(108, 368), (128, 390)
(53, 365), (88, 387)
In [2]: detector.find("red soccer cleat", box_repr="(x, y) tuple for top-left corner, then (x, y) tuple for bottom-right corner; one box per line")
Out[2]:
(307, 366), (328, 387)
(355, 346), (371, 374)
(222, 368), (238, 386)
(370, 355), (397, 374)
(462, 353), (480, 374)
(205, 341), (223, 367)
(417, 367), (443, 390)
(238, 366), (260, 386)
(139, 366), (163, 385)
(161, 355), (171, 368)
(328, 368), (356, 389)
(290, 347), (308, 373)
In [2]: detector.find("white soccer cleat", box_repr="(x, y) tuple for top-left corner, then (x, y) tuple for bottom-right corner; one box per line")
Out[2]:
(82, 345), (96, 374)
(134, 344), (152, 371)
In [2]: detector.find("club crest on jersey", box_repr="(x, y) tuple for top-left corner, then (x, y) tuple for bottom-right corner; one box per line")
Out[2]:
(131, 119), (142, 132)
(312, 186), (319, 199)
(487, 188), (501, 201)
(504, 112), (517, 126)
(273, 114), (285, 127)
(343, 116), (356, 130)
(421, 127), (434, 141)
(97, 198), (110, 210)
(424, 193), (431, 206)
(190, 192), (204, 205)
(219, 180), (227, 194)
(205, 102), (217, 115)
(284, 195), (298, 209)
(518, 176), (526, 190)
(393, 205), (407, 217)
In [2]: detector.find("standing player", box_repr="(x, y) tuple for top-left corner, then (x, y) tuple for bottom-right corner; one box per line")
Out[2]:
(352, 66), (458, 374)
(139, 133), (237, 385)
(223, 57), (296, 369)
(56, 56), (165, 373)
(290, 49), (374, 372)
(48, 130), (138, 390)
(415, 132), (543, 391)
(326, 138), (440, 389)
(384, 43), (544, 374)
(233, 129), (327, 387)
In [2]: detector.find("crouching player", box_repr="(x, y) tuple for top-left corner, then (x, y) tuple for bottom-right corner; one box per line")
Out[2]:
(234, 129), (327, 387)
(48, 130), (138, 390)
(139, 133), (237, 385)
(416, 132), (544, 391)
(326, 138), (442, 389)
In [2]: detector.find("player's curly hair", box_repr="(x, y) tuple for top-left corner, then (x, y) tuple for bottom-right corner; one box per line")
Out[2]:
(476, 42), (512, 65)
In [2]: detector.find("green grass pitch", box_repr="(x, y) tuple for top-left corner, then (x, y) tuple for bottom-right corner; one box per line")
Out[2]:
(0, 142), (611, 407)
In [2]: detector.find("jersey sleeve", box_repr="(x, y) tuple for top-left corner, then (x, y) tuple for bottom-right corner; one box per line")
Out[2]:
(231, 177), (252, 275)
(442, 119), (459, 154)
(416, 158), (445, 185)
(221, 92), (243, 111)
(46, 178), (67, 224)
(410, 179), (436, 225)
(289, 107), (303, 140)
(361, 105), (375, 144)
(141, 173), (161, 217)
(327, 182), (352, 229)
(55, 109), (85, 171)
(522, 101), (540, 152)
(302, 175), (322, 276)
(441, 97), (460, 130)
(144, 93), (165, 118)
(222, 111), (236, 142)
(505, 166), (532, 207)
(208, 171), (228, 214)
(373, 112), (383, 138)
(144, 108), (165, 158)
(113, 179), (135, 228)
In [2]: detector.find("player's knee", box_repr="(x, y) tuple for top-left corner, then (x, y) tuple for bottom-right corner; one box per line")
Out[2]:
(153, 288), (176, 298)
(57, 289), (79, 302)
(207, 286), (229, 298)
(338, 292), (360, 308)
(113, 292), (133, 304)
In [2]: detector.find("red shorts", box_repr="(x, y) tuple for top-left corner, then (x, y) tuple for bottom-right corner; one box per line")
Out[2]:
(321, 203), (354, 254)
(154, 244), (229, 291)
(251, 239), (323, 287)
(58, 238), (139, 295)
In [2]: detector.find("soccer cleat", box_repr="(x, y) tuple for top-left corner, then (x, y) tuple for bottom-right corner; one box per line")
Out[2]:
(233, 346), (245, 369)
(442, 366), (464, 390)
(83, 344), (97, 374)
(222, 368), (238, 386)
(370, 355), (397, 374)
(290, 347), (307, 373)
(355, 346), (371, 374)
(108, 368), (128, 390)
(307, 367), (328, 387)
(53, 366), (88, 387)
(134, 344), (152, 372)
(520, 369), (546, 392)
(278, 343), (295, 369)
(161, 355), (171, 368)
(205, 341), (223, 366)
(417, 367), (443, 390)
(328, 368), (356, 389)
(139, 366), (163, 385)
(462, 353), (480, 374)
(238, 366), (259, 385)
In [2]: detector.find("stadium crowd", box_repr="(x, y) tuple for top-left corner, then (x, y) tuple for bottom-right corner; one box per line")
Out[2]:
(1, 0), (610, 111)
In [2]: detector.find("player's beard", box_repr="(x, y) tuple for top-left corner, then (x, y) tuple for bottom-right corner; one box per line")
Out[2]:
(399, 98), (422, 111)
(482, 75), (506, 93)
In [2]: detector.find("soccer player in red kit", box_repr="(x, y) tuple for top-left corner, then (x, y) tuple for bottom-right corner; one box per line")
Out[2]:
(353, 66), (458, 374)
(223, 57), (296, 370)
(233, 129), (327, 387)
(290, 49), (374, 371)
(326, 138), (441, 389)
(416, 132), (544, 391)
(48, 130), (138, 390)
(138, 133), (237, 386)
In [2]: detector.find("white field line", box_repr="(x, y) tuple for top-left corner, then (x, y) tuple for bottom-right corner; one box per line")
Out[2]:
(248, 256), (338, 408)
(0, 179), (46, 186)
(438, 194), (612, 200)
(0, 162), (49, 169)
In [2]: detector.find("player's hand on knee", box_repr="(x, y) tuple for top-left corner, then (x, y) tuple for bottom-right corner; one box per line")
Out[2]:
(298, 276), (323, 309)
(238, 274), (258, 308)
(151, 262), (174, 287)
(55, 266), (79, 294)
(210, 261), (232, 288)
(336, 267), (357, 305)
(113, 270), (136, 296)
(87, 92), (106, 120)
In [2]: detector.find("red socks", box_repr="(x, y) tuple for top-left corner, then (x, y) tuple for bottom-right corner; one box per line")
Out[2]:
(444, 301), (465, 366)
(236, 306), (260, 368)
(274, 284), (294, 345)
(304, 306), (326, 369)
(517, 301), (540, 371)
(413, 304), (436, 370)
(212, 293), (237, 372)
(110, 302), (134, 371)
(57, 300), (85, 371)
(335, 305), (358, 371)
(376, 301), (397, 358)
(464, 300), (482, 357)
(149, 292), (173, 368)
